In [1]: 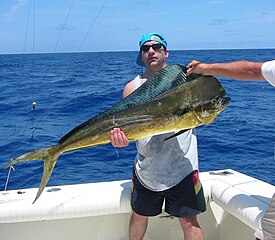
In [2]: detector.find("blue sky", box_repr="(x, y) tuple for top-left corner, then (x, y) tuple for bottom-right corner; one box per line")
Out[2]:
(1, 0), (275, 54)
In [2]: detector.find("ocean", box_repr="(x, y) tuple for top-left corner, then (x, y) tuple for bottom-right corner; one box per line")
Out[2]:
(0, 49), (274, 192)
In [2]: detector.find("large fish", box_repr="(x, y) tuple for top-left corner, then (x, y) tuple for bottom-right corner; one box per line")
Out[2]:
(5, 64), (230, 203)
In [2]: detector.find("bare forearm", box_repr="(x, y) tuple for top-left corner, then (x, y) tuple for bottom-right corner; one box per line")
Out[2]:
(188, 61), (265, 80)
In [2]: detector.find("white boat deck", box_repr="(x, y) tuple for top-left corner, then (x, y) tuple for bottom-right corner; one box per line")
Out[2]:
(0, 169), (274, 240)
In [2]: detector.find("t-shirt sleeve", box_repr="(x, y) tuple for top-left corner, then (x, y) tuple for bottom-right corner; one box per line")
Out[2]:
(261, 60), (275, 87)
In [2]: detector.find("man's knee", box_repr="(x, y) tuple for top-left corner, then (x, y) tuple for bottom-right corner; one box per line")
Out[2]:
(179, 216), (200, 230)
(131, 212), (148, 223)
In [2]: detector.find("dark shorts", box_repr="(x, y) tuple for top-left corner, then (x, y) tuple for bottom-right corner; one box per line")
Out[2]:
(131, 169), (206, 218)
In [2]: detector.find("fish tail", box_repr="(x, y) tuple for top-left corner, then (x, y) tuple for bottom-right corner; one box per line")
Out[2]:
(5, 146), (60, 203)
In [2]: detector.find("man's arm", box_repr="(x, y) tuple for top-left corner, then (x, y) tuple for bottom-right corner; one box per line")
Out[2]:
(187, 60), (265, 80)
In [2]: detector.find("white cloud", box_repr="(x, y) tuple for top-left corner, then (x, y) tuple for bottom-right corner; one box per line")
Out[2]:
(209, 19), (229, 26)
(4, 0), (28, 22)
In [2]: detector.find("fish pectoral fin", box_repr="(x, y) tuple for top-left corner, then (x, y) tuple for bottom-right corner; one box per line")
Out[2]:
(163, 129), (190, 141)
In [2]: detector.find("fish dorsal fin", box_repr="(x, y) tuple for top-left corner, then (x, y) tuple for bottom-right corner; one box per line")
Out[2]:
(104, 64), (187, 113)
(59, 64), (187, 144)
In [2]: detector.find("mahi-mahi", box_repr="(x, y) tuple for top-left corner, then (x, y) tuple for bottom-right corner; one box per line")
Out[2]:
(5, 64), (230, 203)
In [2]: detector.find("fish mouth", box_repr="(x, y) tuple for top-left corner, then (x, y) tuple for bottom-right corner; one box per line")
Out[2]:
(214, 96), (231, 114)
(221, 97), (231, 108)
(214, 96), (231, 110)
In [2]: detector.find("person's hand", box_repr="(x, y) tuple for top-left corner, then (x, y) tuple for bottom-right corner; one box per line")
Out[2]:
(187, 60), (203, 76)
(110, 128), (130, 148)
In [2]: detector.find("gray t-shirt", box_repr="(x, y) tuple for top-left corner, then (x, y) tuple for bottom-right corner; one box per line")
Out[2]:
(132, 75), (199, 191)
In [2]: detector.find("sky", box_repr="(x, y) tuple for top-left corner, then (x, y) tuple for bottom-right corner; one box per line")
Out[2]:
(0, 0), (275, 54)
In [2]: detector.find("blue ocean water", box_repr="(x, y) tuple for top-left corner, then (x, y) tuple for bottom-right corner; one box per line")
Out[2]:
(0, 49), (274, 192)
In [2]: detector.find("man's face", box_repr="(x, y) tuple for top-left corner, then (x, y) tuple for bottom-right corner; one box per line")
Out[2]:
(140, 40), (169, 69)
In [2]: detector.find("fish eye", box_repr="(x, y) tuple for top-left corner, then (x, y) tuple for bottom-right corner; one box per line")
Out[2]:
(211, 98), (217, 104)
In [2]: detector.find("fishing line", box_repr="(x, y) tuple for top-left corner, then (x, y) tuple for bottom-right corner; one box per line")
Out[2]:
(29, 0), (77, 141)
(115, 147), (120, 158)
(53, 0), (76, 53)
(77, 0), (108, 52)
(31, 0), (36, 139)
(26, 0), (84, 138)
(23, 0), (32, 53)
(12, 0), (33, 143)
(5, 0), (109, 190)
(22, 0), (109, 137)
(4, 166), (15, 191)
(20, 0), (108, 141)
(4, 0), (35, 191)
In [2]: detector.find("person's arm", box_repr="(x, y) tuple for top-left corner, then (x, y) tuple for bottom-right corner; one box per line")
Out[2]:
(187, 60), (265, 80)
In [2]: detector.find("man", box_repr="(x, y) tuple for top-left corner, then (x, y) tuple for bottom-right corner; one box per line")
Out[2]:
(110, 32), (206, 240)
(187, 59), (275, 240)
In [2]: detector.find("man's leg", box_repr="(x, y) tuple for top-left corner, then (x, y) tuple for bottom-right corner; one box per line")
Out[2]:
(179, 216), (204, 240)
(129, 211), (148, 240)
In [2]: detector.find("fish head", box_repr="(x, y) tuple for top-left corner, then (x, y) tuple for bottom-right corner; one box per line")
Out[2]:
(186, 75), (231, 123)
(192, 92), (231, 123)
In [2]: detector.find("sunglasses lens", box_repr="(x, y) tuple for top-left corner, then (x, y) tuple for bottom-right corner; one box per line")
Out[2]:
(152, 43), (162, 50)
(141, 45), (150, 52)
(141, 43), (162, 52)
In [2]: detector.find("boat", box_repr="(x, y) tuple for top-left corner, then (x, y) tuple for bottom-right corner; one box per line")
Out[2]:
(0, 169), (274, 240)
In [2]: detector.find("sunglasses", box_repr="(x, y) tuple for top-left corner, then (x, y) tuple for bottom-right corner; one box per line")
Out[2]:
(140, 43), (164, 52)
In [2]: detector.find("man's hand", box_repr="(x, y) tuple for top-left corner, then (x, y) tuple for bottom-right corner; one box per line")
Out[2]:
(187, 60), (203, 76)
(110, 128), (130, 148)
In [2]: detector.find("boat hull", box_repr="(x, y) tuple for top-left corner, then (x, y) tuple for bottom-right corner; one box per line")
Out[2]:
(0, 169), (274, 240)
